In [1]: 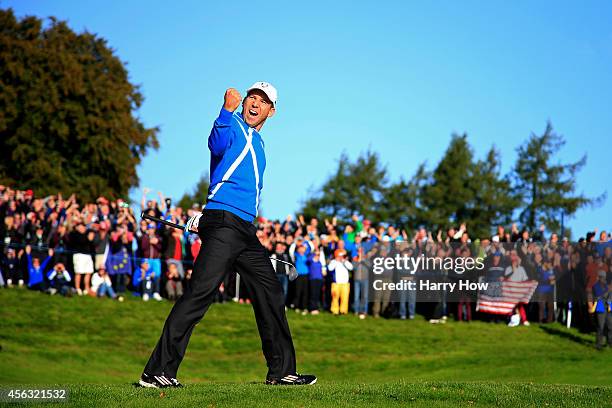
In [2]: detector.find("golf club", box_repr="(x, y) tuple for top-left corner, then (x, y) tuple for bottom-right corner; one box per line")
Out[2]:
(141, 212), (299, 280)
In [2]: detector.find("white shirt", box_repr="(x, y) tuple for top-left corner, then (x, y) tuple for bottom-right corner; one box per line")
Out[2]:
(504, 265), (528, 282)
(328, 259), (353, 284)
(91, 272), (112, 292)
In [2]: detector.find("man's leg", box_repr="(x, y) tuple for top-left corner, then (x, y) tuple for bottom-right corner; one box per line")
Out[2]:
(143, 224), (244, 378)
(339, 283), (350, 314)
(596, 312), (605, 348)
(277, 273), (288, 302)
(408, 287), (416, 318)
(353, 280), (362, 313)
(399, 289), (407, 318)
(330, 283), (340, 315)
(362, 280), (369, 314)
(234, 239), (297, 380)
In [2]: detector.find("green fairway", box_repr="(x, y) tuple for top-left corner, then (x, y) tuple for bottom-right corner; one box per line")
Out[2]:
(1, 289), (611, 406)
(2, 382), (609, 408)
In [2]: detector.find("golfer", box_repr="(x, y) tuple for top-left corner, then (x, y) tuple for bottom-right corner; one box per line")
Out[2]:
(139, 82), (317, 387)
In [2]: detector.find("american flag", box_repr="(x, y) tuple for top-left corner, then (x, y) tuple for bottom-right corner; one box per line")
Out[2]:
(476, 280), (539, 315)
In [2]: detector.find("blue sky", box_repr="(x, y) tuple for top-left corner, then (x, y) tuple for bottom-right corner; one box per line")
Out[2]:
(6, 0), (612, 237)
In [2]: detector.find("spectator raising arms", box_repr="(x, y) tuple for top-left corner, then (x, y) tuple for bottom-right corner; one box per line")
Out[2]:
(68, 221), (95, 295)
(25, 246), (53, 291)
(328, 249), (353, 315)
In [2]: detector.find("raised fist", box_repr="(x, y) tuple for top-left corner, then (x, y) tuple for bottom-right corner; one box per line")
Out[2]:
(224, 88), (242, 112)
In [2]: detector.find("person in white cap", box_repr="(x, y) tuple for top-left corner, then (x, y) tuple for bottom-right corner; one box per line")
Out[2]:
(140, 83), (316, 388)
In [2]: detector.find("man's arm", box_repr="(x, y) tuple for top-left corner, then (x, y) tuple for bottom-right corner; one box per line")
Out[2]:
(208, 88), (242, 156)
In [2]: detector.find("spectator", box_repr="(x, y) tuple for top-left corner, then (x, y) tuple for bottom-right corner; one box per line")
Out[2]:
(536, 256), (555, 323)
(328, 248), (353, 315)
(372, 245), (393, 318)
(140, 223), (162, 288)
(165, 262), (183, 301)
(47, 262), (73, 296)
(91, 265), (122, 301)
(307, 249), (325, 315)
(270, 242), (291, 303)
(2, 248), (23, 287)
(292, 239), (311, 313)
(398, 247), (417, 320)
(505, 250), (530, 326)
(456, 248), (474, 322)
(163, 227), (185, 279)
(93, 222), (110, 272)
(352, 246), (371, 319)
(68, 221), (95, 296)
(26, 246), (53, 291)
(106, 225), (133, 294)
(139, 260), (162, 302)
(591, 270), (611, 350)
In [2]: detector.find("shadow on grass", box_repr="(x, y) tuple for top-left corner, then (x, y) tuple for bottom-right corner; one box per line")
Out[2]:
(539, 325), (595, 347)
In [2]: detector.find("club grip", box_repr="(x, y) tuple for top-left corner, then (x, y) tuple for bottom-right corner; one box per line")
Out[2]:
(140, 212), (185, 230)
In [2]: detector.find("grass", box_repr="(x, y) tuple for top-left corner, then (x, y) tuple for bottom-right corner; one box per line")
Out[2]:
(1, 288), (611, 407)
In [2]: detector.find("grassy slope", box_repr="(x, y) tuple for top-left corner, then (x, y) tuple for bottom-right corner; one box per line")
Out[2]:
(1, 289), (611, 406)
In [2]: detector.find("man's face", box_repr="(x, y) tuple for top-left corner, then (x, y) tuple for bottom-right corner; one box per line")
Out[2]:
(242, 90), (275, 129)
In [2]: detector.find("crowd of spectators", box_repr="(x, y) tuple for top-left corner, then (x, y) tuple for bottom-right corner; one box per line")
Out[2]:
(1, 185), (611, 348)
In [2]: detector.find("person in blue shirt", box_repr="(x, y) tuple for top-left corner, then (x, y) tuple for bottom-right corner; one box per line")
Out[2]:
(536, 259), (555, 323)
(592, 270), (611, 350)
(292, 239), (311, 313)
(141, 83), (315, 388)
(25, 246), (53, 291)
(307, 250), (325, 314)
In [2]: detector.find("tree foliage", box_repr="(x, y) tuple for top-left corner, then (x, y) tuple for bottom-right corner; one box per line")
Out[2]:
(0, 9), (158, 201)
(300, 124), (598, 238)
(420, 134), (476, 228)
(177, 173), (210, 211)
(512, 122), (604, 231)
(301, 150), (388, 223)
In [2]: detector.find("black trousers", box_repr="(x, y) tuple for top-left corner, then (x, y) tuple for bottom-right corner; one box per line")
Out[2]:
(309, 279), (323, 311)
(144, 209), (296, 379)
(293, 275), (309, 310)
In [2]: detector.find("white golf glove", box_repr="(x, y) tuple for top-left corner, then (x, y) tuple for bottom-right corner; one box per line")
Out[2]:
(184, 212), (203, 233)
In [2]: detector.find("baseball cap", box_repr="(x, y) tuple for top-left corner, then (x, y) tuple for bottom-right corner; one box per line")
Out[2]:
(247, 82), (277, 107)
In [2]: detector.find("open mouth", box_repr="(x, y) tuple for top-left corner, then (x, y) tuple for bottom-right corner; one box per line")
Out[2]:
(248, 109), (259, 117)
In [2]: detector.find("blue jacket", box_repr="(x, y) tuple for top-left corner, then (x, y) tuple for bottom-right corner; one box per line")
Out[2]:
(593, 281), (609, 313)
(307, 255), (324, 280)
(27, 254), (52, 287)
(537, 267), (554, 294)
(294, 244), (312, 276)
(205, 108), (266, 222)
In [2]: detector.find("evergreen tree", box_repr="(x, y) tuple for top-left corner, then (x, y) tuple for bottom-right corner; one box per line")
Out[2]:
(301, 150), (388, 222)
(420, 134), (475, 229)
(177, 173), (210, 210)
(512, 122), (604, 231)
(380, 163), (429, 230)
(468, 147), (519, 238)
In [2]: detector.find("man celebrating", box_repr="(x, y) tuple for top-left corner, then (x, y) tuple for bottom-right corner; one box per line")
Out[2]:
(139, 82), (316, 387)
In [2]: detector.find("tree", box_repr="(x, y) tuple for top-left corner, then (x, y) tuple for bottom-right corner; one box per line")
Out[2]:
(177, 173), (210, 210)
(467, 147), (519, 238)
(0, 9), (158, 201)
(380, 163), (430, 231)
(420, 134), (476, 229)
(512, 122), (604, 231)
(301, 150), (389, 222)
